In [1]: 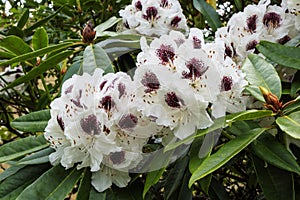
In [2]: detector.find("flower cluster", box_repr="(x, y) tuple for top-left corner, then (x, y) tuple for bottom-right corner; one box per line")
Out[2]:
(119, 0), (188, 36)
(45, 0), (300, 193)
(215, 0), (299, 65)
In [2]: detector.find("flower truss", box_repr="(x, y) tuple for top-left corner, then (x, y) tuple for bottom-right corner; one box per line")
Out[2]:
(44, 0), (300, 193)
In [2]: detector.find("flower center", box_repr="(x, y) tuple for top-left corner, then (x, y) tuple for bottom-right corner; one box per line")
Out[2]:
(170, 16), (181, 27)
(246, 14), (258, 33)
(263, 12), (281, 30)
(118, 114), (138, 129)
(165, 92), (184, 108)
(221, 76), (233, 91)
(135, 1), (142, 11)
(143, 6), (158, 21)
(141, 72), (160, 93)
(100, 95), (115, 112)
(182, 58), (208, 81)
(156, 44), (175, 64)
(80, 114), (101, 135)
(109, 151), (126, 165)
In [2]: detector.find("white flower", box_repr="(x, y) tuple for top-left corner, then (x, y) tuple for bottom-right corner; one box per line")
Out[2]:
(286, 0), (300, 30)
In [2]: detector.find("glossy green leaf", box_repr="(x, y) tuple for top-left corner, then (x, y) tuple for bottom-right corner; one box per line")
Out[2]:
(276, 111), (300, 139)
(164, 117), (225, 152)
(189, 128), (266, 187)
(0, 164), (51, 200)
(0, 135), (48, 163)
(83, 44), (113, 74)
(226, 110), (274, 126)
(252, 156), (295, 200)
(16, 147), (53, 165)
(4, 50), (73, 89)
(164, 156), (189, 200)
(208, 177), (230, 200)
(257, 40), (300, 70)
(17, 165), (83, 200)
(283, 98), (300, 115)
(0, 42), (73, 66)
(233, 0), (243, 10)
(0, 35), (32, 56)
(7, 26), (24, 38)
(291, 71), (300, 98)
(95, 16), (122, 37)
(76, 169), (92, 200)
(0, 50), (15, 59)
(251, 134), (300, 175)
(193, 0), (221, 31)
(177, 172), (192, 200)
(32, 27), (49, 50)
(242, 54), (282, 101)
(10, 109), (50, 132)
(17, 8), (29, 29)
(89, 188), (106, 200)
(143, 168), (165, 198)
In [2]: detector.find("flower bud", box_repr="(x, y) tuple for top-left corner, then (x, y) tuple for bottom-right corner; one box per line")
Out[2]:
(82, 22), (96, 43)
(259, 86), (283, 112)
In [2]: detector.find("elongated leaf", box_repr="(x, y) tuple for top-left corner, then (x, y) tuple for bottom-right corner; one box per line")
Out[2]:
(208, 177), (230, 200)
(0, 135), (48, 163)
(32, 27), (49, 50)
(89, 187), (106, 200)
(143, 168), (165, 198)
(193, 0), (221, 31)
(257, 41), (300, 70)
(242, 54), (282, 101)
(189, 128), (266, 187)
(76, 169), (92, 200)
(0, 164), (51, 200)
(276, 111), (300, 139)
(0, 42), (73, 66)
(164, 156), (189, 200)
(83, 44), (113, 74)
(164, 117), (225, 152)
(226, 110), (273, 126)
(95, 16), (122, 37)
(291, 71), (300, 98)
(251, 133), (300, 174)
(4, 50), (73, 89)
(252, 156), (295, 200)
(16, 147), (53, 165)
(0, 50), (15, 59)
(17, 165), (83, 200)
(17, 8), (29, 29)
(24, 6), (65, 35)
(10, 109), (50, 132)
(0, 35), (32, 56)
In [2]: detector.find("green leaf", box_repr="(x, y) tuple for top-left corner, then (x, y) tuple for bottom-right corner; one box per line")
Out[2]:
(164, 117), (225, 152)
(189, 128), (266, 187)
(276, 111), (300, 139)
(164, 156), (189, 200)
(10, 109), (50, 132)
(0, 135), (48, 163)
(89, 187), (107, 200)
(76, 169), (92, 200)
(252, 156), (295, 200)
(17, 165), (83, 200)
(251, 133), (300, 175)
(242, 54), (282, 101)
(192, 0), (221, 31)
(0, 164), (51, 200)
(4, 50), (73, 89)
(0, 42), (74, 66)
(0, 50), (15, 59)
(83, 44), (113, 74)
(226, 110), (274, 126)
(17, 8), (29, 29)
(291, 71), (300, 98)
(24, 6), (65, 35)
(233, 0), (243, 10)
(32, 27), (49, 50)
(95, 16), (122, 37)
(208, 177), (230, 200)
(177, 172), (192, 200)
(16, 147), (53, 165)
(62, 59), (83, 83)
(0, 35), (32, 56)
(257, 41), (300, 70)
(143, 168), (165, 198)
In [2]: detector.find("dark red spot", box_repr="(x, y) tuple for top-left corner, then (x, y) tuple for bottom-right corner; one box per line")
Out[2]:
(143, 7), (158, 21)
(193, 36), (202, 49)
(118, 83), (126, 98)
(170, 16), (181, 27)
(100, 96), (115, 112)
(155, 44), (175, 64)
(99, 80), (107, 91)
(109, 151), (125, 165)
(141, 72), (160, 93)
(246, 15), (258, 33)
(182, 58), (208, 81)
(263, 12), (281, 29)
(124, 21), (130, 29)
(277, 35), (291, 44)
(118, 114), (138, 129)
(64, 85), (73, 94)
(221, 76), (233, 91)
(165, 92), (184, 108)
(161, 0), (168, 7)
(56, 115), (65, 131)
(135, 1), (142, 11)
(246, 40), (258, 51)
(70, 90), (83, 108)
(80, 114), (101, 135)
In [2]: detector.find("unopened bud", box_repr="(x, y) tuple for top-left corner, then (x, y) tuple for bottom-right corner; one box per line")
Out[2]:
(82, 22), (96, 43)
(259, 86), (283, 112)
